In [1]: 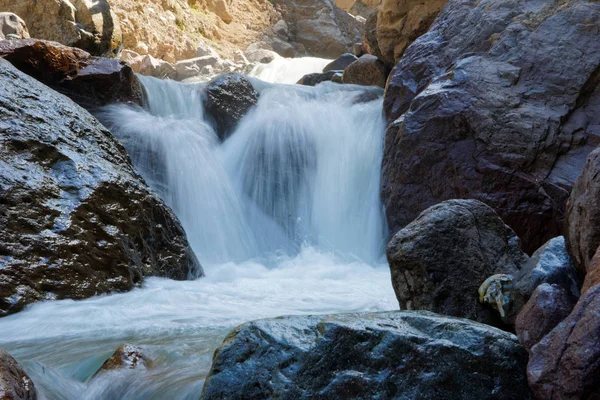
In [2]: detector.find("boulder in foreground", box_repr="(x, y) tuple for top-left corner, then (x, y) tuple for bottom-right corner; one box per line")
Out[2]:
(0, 349), (37, 400)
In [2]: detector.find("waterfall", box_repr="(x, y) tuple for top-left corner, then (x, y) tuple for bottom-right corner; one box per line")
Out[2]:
(248, 56), (332, 84)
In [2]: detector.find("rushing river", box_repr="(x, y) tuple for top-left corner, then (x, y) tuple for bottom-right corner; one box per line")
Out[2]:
(0, 58), (397, 399)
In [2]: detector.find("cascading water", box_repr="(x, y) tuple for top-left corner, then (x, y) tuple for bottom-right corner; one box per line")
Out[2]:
(0, 71), (397, 399)
(248, 55), (332, 84)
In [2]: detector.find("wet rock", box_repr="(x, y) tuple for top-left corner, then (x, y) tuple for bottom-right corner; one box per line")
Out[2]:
(297, 71), (339, 86)
(0, 13), (29, 40)
(201, 311), (531, 400)
(0, 59), (202, 316)
(381, 0), (600, 254)
(0, 39), (143, 111)
(342, 54), (389, 87)
(387, 199), (527, 328)
(96, 345), (152, 374)
(322, 53), (357, 73)
(0, 0), (122, 57)
(0, 349), (37, 400)
(528, 284), (600, 399)
(566, 147), (600, 274)
(515, 284), (575, 353)
(203, 73), (259, 140)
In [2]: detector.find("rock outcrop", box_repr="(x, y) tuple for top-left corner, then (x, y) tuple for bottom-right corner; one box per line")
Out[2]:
(342, 54), (388, 87)
(386, 199), (527, 327)
(0, 12), (29, 40)
(0, 39), (143, 111)
(201, 311), (531, 400)
(528, 284), (600, 399)
(203, 74), (259, 140)
(0, 349), (37, 400)
(0, 0), (122, 57)
(0, 59), (201, 316)
(381, 0), (600, 253)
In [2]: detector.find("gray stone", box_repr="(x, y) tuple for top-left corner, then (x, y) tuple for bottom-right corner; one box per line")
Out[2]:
(0, 12), (29, 40)
(201, 311), (531, 400)
(323, 53), (358, 72)
(297, 70), (339, 86)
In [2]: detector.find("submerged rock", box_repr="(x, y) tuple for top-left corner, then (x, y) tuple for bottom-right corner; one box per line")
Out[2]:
(297, 71), (339, 86)
(0, 349), (37, 400)
(342, 54), (389, 88)
(0, 59), (201, 316)
(95, 345), (152, 374)
(387, 199), (527, 328)
(0, 39), (143, 111)
(201, 311), (531, 400)
(381, 0), (600, 253)
(203, 74), (259, 140)
(0, 13), (29, 40)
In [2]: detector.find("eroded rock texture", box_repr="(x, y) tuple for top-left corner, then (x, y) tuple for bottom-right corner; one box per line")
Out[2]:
(0, 349), (37, 400)
(382, 0), (600, 253)
(0, 59), (201, 316)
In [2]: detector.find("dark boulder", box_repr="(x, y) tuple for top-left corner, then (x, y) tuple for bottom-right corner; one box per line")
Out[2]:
(297, 70), (339, 86)
(528, 284), (600, 399)
(203, 73), (259, 140)
(201, 311), (531, 400)
(515, 283), (575, 353)
(381, 0), (600, 254)
(322, 53), (357, 73)
(0, 349), (37, 400)
(386, 199), (527, 328)
(0, 39), (143, 111)
(342, 54), (389, 88)
(0, 58), (201, 316)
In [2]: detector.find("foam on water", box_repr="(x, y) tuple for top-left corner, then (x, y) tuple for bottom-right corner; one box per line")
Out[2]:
(248, 55), (332, 84)
(0, 71), (396, 399)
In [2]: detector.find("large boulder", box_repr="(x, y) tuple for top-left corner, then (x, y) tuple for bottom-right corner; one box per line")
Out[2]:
(322, 53), (357, 72)
(528, 284), (600, 399)
(342, 54), (389, 87)
(203, 74), (259, 140)
(582, 246), (600, 295)
(0, 349), (37, 400)
(386, 199), (527, 327)
(0, 0), (122, 57)
(0, 59), (202, 316)
(371, 0), (447, 68)
(201, 311), (531, 400)
(515, 283), (575, 353)
(0, 12), (29, 40)
(0, 39), (143, 111)
(381, 0), (600, 254)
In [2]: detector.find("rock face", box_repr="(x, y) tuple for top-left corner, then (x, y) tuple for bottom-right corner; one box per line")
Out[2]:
(387, 199), (527, 327)
(528, 284), (600, 399)
(0, 13), (29, 40)
(0, 349), (37, 400)
(342, 54), (388, 87)
(566, 147), (600, 274)
(203, 74), (259, 140)
(515, 283), (575, 353)
(0, 0), (122, 57)
(0, 39), (143, 111)
(322, 53), (357, 72)
(368, 0), (447, 68)
(201, 311), (531, 400)
(582, 246), (600, 295)
(96, 345), (151, 374)
(381, 0), (600, 254)
(0, 59), (202, 316)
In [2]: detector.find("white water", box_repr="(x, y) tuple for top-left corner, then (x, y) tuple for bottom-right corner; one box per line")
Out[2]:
(248, 55), (331, 84)
(0, 73), (396, 399)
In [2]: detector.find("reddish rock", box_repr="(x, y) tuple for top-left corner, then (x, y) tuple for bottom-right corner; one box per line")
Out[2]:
(582, 246), (600, 296)
(0, 39), (143, 111)
(528, 284), (600, 399)
(0, 349), (37, 400)
(96, 345), (152, 374)
(515, 284), (575, 352)
(342, 55), (389, 88)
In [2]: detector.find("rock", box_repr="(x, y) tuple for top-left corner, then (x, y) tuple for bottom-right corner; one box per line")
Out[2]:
(0, 13), (29, 40)
(130, 54), (177, 80)
(582, 246), (600, 296)
(201, 311), (531, 400)
(342, 54), (389, 87)
(270, 37), (295, 58)
(0, 59), (202, 316)
(95, 345), (152, 374)
(322, 53), (357, 73)
(0, 349), (37, 400)
(362, 11), (378, 57)
(196, 43), (220, 59)
(203, 74), (259, 140)
(352, 42), (363, 57)
(174, 56), (221, 80)
(0, 39), (143, 111)
(515, 284), (575, 353)
(566, 147), (600, 274)
(382, 0), (600, 254)
(245, 45), (278, 64)
(297, 71), (339, 86)
(374, 0), (447, 68)
(273, 20), (289, 40)
(528, 284), (600, 399)
(478, 274), (516, 322)
(209, 0), (233, 24)
(0, 0), (123, 57)
(387, 199), (527, 327)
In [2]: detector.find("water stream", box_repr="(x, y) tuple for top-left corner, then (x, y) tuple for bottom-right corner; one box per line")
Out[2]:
(0, 61), (397, 399)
